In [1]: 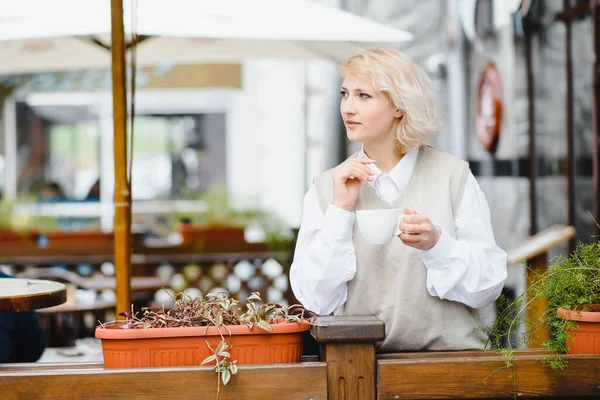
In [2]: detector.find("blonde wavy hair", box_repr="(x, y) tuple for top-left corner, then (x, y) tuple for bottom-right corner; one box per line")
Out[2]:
(340, 48), (439, 153)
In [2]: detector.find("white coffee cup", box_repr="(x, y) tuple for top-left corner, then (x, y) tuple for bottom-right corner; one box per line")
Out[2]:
(356, 209), (405, 245)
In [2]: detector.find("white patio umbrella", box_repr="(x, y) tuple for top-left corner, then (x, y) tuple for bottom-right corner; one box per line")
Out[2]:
(1, 0), (413, 314)
(0, 0), (412, 75)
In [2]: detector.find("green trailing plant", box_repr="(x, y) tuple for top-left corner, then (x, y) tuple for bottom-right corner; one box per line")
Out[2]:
(202, 338), (237, 398)
(98, 291), (311, 400)
(479, 240), (600, 398)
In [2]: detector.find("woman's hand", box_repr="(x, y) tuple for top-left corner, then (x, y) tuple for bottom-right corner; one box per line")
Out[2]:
(398, 209), (441, 251)
(331, 158), (375, 211)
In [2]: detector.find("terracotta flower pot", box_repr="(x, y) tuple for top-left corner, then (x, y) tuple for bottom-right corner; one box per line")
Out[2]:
(95, 320), (310, 368)
(176, 224), (262, 252)
(0, 229), (38, 243)
(178, 225), (245, 243)
(557, 304), (600, 354)
(44, 230), (144, 246)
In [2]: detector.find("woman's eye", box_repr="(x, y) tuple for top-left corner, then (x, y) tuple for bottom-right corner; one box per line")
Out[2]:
(340, 91), (348, 98)
(359, 93), (371, 99)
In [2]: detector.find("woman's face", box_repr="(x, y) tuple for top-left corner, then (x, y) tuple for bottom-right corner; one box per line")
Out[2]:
(340, 74), (400, 145)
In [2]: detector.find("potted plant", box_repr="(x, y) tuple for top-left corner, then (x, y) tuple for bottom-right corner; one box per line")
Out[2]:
(2, 199), (129, 250)
(481, 240), (600, 373)
(173, 183), (294, 252)
(0, 201), (39, 244)
(96, 291), (311, 397)
(0, 201), (18, 241)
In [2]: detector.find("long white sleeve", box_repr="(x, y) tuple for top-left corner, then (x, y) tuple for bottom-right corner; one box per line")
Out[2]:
(419, 173), (507, 309)
(289, 186), (357, 315)
(290, 172), (507, 314)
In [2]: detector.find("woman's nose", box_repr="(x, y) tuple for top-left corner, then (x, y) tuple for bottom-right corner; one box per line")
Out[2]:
(341, 98), (357, 115)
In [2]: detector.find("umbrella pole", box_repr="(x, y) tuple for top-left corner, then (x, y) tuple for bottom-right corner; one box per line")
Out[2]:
(111, 0), (132, 315)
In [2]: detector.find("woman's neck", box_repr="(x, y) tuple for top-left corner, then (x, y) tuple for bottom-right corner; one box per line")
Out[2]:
(363, 142), (404, 174)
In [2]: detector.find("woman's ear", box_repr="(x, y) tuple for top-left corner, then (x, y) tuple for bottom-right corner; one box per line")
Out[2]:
(395, 110), (403, 119)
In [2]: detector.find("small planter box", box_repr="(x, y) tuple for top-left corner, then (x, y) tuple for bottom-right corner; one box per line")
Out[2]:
(178, 225), (245, 244)
(0, 229), (38, 244)
(95, 320), (310, 368)
(44, 231), (145, 249)
(177, 224), (263, 252)
(557, 304), (600, 354)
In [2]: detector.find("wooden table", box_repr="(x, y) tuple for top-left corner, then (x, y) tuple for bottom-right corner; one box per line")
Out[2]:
(0, 278), (67, 312)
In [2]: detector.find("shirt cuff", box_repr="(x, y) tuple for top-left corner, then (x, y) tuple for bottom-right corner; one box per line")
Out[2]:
(419, 225), (454, 268)
(322, 203), (356, 240)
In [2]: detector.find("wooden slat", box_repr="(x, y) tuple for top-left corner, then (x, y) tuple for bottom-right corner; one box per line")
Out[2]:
(507, 225), (575, 265)
(2, 357), (321, 372)
(16, 268), (85, 286)
(81, 276), (168, 291)
(377, 349), (551, 360)
(16, 268), (169, 292)
(0, 250), (288, 266)
(0, 362), (327, 400)
(527, 254), (549, 347)
(0, 362), (103, 372)
(378, 352), (600, 399)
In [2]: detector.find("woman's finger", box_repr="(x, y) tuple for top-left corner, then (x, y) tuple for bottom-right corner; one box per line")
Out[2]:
(355, 158), (376, 165)
(346, 166), (374, 182)
(399, 233), (420, 243)
(402, 214), (425, 225)
(401, 222), (423, 234)
(351, 160), (375, 177)
(337, 167), (357, 181)
(341, 173), (364, 182)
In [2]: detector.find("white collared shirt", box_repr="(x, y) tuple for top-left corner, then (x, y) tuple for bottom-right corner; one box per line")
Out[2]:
(289, 149), (508, 315)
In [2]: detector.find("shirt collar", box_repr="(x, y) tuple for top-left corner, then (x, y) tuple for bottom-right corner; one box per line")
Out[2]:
(356, 147), (419, 191)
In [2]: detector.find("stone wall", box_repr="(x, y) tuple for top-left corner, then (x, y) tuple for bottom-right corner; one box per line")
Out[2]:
(469, 1), (595, 252)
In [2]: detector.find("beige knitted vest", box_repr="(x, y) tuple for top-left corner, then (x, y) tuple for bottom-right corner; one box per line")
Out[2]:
(314, 145), (484, 351)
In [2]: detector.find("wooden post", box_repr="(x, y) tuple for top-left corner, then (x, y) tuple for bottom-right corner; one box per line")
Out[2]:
(526, 253), (548, 347)
(563, 0), (576, 253)
(110, 0), (132, 315)
(311, 316), (385, 400)
(524, 20), (537, 236)
(506, 225), (576, 348)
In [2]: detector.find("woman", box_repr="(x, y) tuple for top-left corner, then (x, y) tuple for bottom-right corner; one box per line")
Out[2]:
(290, 48), (507, 352)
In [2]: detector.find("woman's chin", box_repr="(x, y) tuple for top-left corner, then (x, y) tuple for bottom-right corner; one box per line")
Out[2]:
(346, 130), (366, 142)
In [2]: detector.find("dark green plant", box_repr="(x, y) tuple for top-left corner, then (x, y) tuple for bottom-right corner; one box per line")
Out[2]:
(479, 241), (600, 398)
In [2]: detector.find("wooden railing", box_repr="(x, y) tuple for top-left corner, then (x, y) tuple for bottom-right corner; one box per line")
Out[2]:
(1, 315), (599, 399)
(1, 225), (595, 399)
(506, 224), (576, 347)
